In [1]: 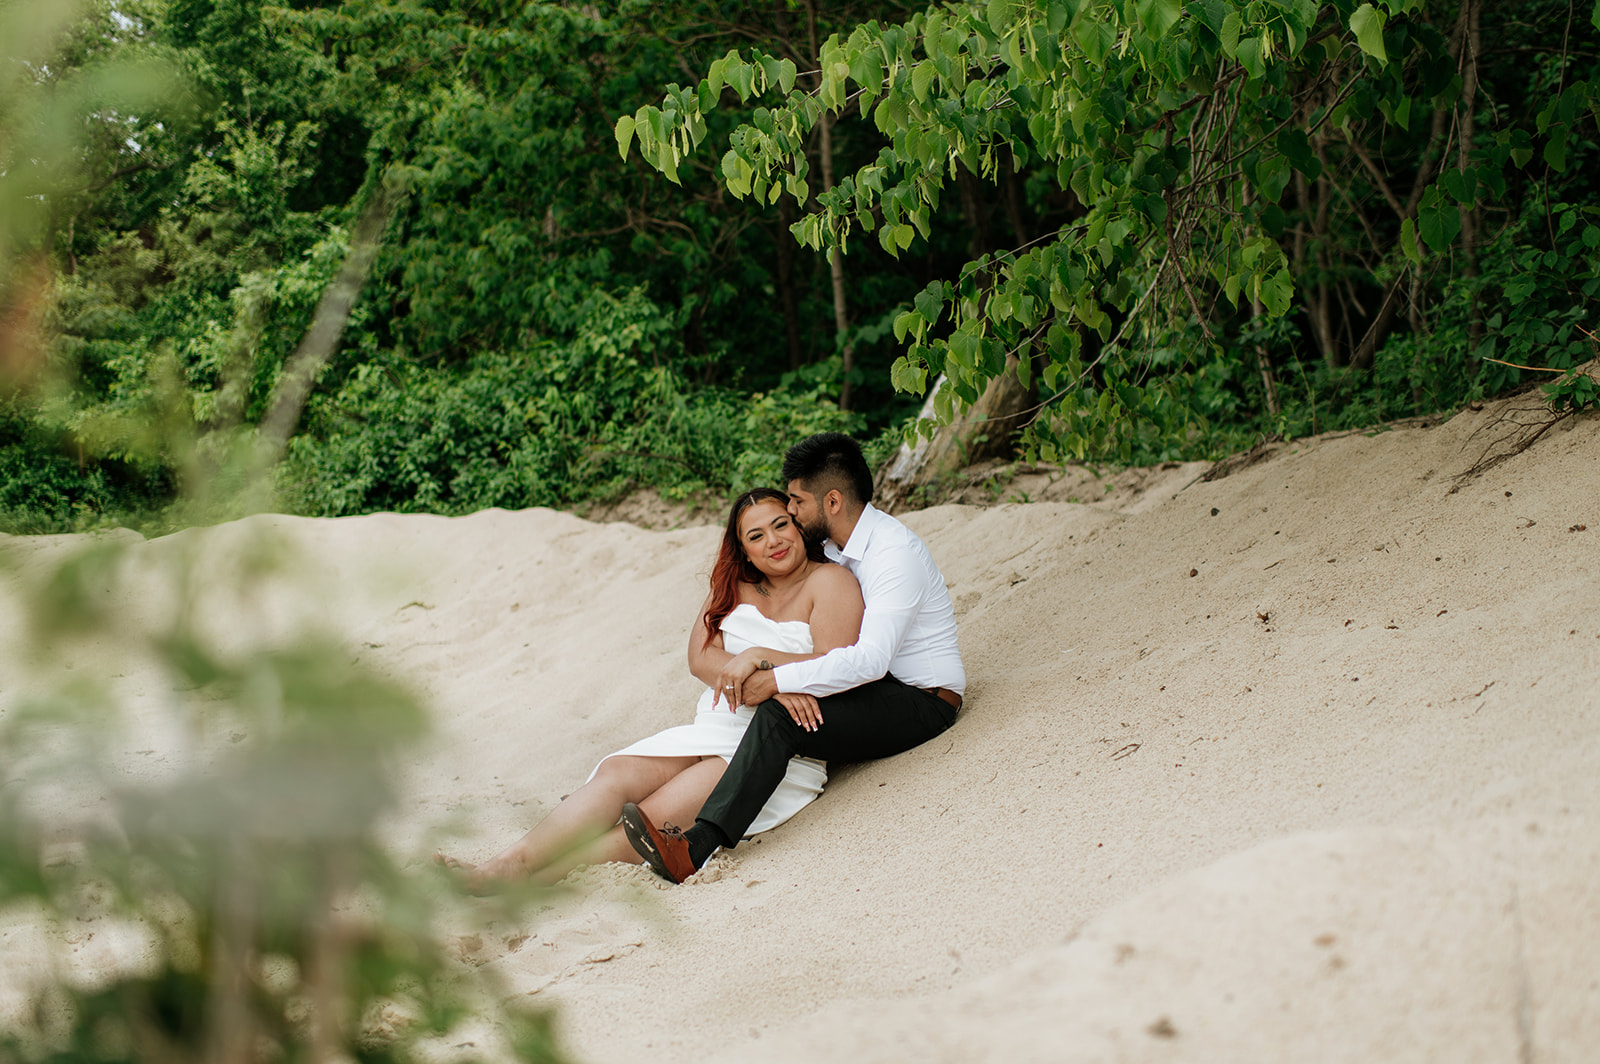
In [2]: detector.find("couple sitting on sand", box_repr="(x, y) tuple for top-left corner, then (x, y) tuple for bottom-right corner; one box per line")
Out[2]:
(440, 432), (965, 887)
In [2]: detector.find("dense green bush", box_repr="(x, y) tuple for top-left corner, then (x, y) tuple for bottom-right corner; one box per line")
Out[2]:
(281, 288), (865, 516)
(1156, 186), (1600, 460)
(0, 438), (107, 533)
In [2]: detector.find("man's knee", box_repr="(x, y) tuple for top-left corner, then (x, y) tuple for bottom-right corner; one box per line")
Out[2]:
(753, 699), (803, 741)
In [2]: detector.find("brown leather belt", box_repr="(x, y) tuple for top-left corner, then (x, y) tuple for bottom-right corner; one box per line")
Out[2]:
(925, 686), (963, 711)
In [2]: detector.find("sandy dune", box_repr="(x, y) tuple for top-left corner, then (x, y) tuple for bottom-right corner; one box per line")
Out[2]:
(5, 395), (1598, 1061)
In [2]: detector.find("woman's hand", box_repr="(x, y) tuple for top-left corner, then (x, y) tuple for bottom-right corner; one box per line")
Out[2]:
(713, 648), (770, 709)
(774, 693), (823, 732)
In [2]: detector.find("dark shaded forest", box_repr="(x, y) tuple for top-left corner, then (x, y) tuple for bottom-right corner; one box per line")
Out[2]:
(2, 0), (1597, 532)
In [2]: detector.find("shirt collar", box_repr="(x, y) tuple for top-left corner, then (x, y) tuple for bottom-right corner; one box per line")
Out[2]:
(833, 502), (884, 563)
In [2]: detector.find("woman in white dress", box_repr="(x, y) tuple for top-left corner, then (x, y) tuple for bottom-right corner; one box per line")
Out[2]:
(438, 487), (863, 889)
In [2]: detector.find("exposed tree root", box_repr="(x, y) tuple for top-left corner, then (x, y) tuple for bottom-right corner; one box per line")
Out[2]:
(1450, 401), (1577, 492)
(1201, 436), (1285, 483)
(1451, 354), (1599, 492)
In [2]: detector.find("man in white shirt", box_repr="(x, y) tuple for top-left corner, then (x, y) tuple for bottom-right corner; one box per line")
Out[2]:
(622, 432), (965, 882)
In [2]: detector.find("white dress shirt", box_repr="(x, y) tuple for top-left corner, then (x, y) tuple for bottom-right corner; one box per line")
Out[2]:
(774, 503), (966, 697)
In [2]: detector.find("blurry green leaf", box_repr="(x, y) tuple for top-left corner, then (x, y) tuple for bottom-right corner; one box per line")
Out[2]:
(1400, 217), (1422, 264)
(1236, 36), (1265, 79)
(1544, 124), (1569, 171)
(1277, 129), (1321, 180)
(987, 0), (1014, 35)
(893, 310), (921, 343)
(1136, 0), (1182, 40)
(1074, 17), (1115, 64)
(1417, 187), (1460, 252)
(1260, 268), (1293, 317)
(760, 54), (784, 93)
(1441, 167), (1477, 204)
(729, 59), (756, 100)
(1220, 11), (1241, 57)
(890, 354), (929, 394)
(1350, 4), (1387, 66)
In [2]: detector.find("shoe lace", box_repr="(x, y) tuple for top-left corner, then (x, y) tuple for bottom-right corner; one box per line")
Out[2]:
(659, 821), (687, 841)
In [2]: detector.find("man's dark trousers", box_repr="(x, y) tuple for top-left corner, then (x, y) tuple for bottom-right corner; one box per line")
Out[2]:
(697, 675), (958, 846)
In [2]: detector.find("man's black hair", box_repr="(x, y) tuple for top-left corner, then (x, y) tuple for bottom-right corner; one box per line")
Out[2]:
(782, 432), (874, 505)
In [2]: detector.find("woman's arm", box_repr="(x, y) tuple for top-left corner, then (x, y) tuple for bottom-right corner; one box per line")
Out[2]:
(686, 592), (734, 689)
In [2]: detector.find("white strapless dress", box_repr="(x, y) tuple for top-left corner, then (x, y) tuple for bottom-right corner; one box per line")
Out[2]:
(592, 603), (827, 836)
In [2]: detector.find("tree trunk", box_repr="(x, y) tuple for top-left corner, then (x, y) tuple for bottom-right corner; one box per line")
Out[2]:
(828, 247), (853, 405)
(1001, 147), (1028, 246)
(956, 161), (991, 258)
(806, 0), (854, 408)
(1241, 184), (1280, 416)
(874, 357), (1032, 513)
(1338, 15), (1464, 371)
(776, 193), (803, 370)
(1251, 295), (1281, 417)
(1310, 155), (1337, 365)
(875, 153), (1040, 510)
(1458, 0), (1482, 350)
(1350, 278), (1404, 370)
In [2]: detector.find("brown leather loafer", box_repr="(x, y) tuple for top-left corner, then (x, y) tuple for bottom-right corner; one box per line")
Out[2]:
(621, 802), (698, 884)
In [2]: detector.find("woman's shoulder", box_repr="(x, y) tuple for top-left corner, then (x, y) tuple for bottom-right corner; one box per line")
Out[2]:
(804, 560), (861, 593)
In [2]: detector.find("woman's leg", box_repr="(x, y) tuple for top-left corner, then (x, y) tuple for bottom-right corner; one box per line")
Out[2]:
(437, 755), (698, 891)
(515, 756), (730, 885)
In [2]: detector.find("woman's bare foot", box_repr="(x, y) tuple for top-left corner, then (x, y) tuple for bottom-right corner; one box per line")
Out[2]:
(433, 850), (518, 895)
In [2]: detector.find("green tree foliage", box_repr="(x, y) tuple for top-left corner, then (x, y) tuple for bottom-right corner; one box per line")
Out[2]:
(623, 0), (1600, 463)
(266, 0), (944, 398)
(6, 0), (1598, 533)
(13, 0), (938, 530)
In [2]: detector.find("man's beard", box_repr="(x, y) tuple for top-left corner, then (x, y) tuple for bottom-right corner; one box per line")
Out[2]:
(798, 512), (831, 545)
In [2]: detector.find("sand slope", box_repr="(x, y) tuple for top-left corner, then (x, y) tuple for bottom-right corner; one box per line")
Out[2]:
(7, 398), (1598, 1061)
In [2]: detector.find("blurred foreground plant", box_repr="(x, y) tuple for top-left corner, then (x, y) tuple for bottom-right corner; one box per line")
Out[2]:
(0, 527), (563, 1063)
(1, 2), (566, 1058)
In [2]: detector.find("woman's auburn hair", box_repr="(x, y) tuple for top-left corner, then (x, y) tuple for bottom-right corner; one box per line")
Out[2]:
(702, 487), (825, 644)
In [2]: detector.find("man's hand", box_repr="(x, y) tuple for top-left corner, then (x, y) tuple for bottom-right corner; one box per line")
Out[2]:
(738, 667), (780, 707)
(714, 649), (771, 709)
(774, 692), (823, 732)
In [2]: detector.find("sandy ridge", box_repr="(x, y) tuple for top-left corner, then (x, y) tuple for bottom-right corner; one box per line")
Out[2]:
(3, 397), (1597, 1061)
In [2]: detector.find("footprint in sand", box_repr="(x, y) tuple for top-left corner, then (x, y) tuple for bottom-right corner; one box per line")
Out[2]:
(507, 912), (645, 995)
